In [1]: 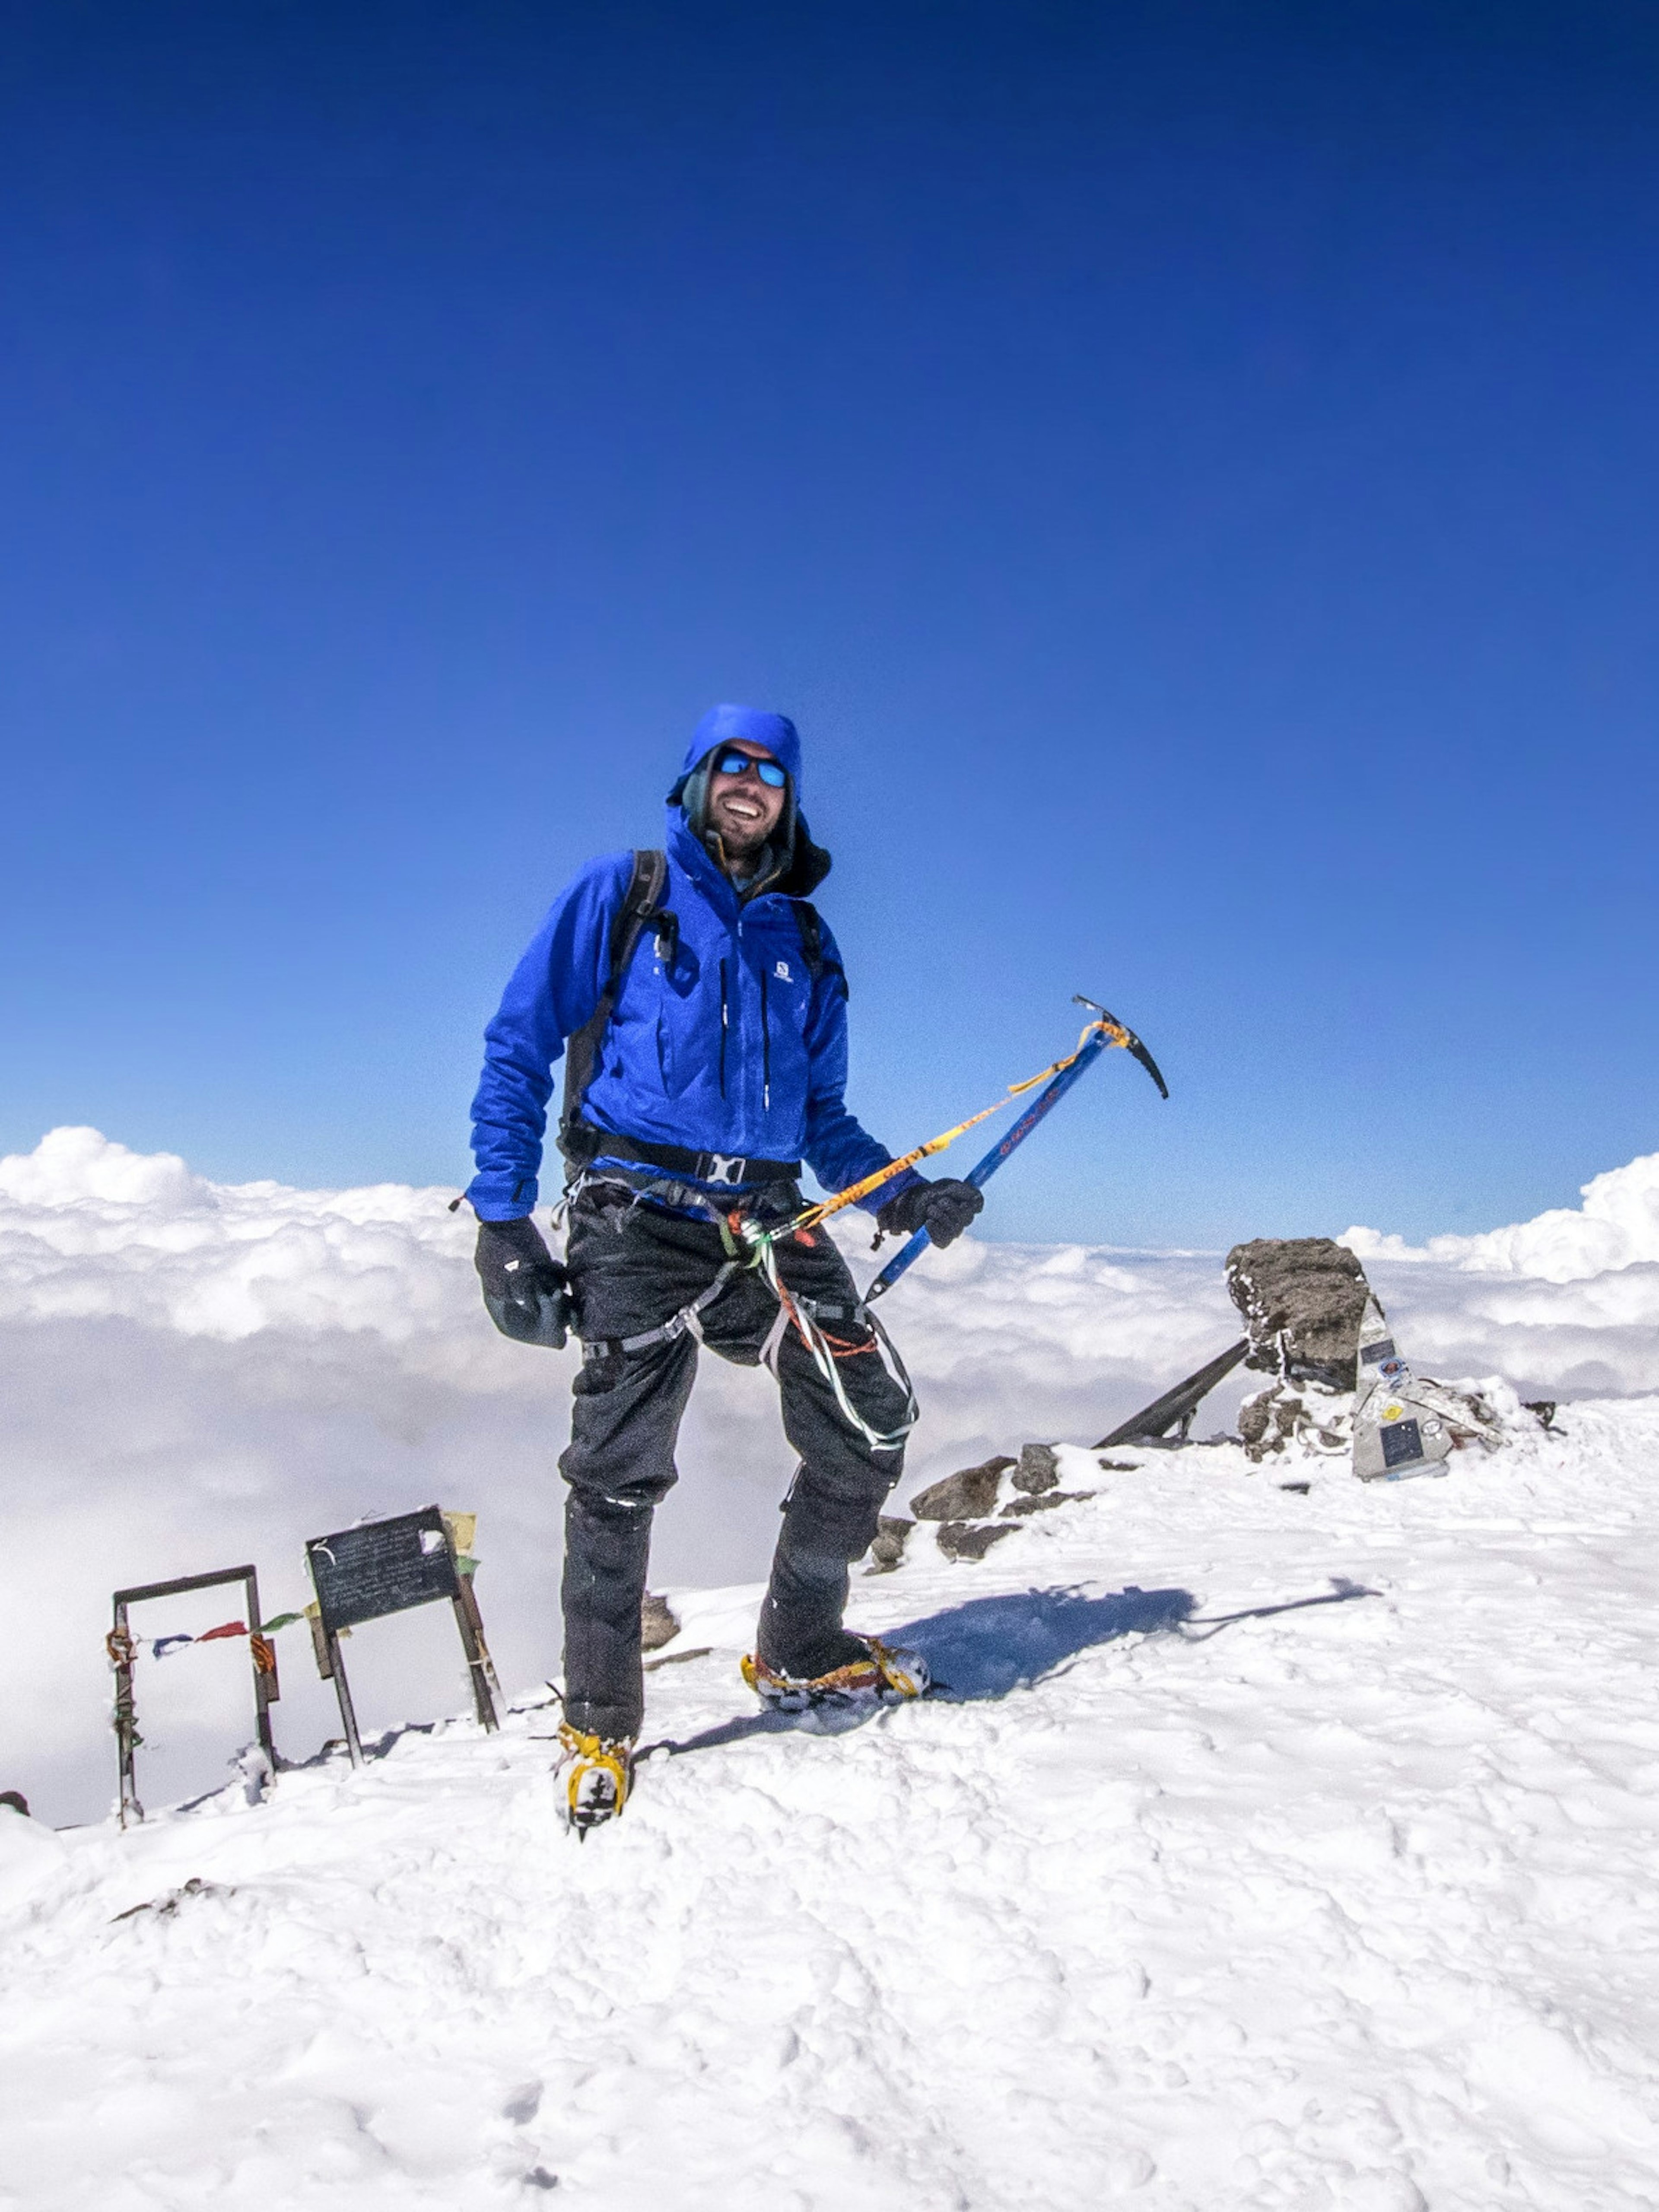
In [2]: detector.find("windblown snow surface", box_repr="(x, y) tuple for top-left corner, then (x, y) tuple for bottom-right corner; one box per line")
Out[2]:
(3, 1128), (1659, 2209)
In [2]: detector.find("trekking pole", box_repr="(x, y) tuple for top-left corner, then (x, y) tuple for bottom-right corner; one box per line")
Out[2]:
(863, 996), (1168, 1303)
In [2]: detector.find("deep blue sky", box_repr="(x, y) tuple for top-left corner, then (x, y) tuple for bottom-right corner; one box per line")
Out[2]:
(3, 2), (1657, 1248)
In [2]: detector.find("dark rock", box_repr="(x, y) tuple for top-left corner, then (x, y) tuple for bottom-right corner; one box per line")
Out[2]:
(1237, 1392), (1276, 1452)
(0, 1790), (29, 1818)
(1225, 1237), (1372, 1389)
(1096, 1459), (1139, 1472)
(1000, 1491), (1093, 1518)
(936, 1520), (1017, 1562)
(640, 1592), (680, 1651)
(865, 1516), (915, 1574)
(910, 1456), (1014, 1521)
(1011, 1442), (1060, 1494)
(112, 1877), (229, 1923)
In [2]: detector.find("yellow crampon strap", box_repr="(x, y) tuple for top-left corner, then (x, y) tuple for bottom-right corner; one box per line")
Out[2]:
(790, 1016), (1114, 1234)
(557, 1722), (629, 1820)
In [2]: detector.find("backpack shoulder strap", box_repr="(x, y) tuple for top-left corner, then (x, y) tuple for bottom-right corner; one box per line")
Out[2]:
(790, 899), (845, 998)
(559, 851), (671, 1157)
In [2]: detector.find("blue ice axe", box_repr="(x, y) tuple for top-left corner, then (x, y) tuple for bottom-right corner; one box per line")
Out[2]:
(863, 995), (1169, 1303)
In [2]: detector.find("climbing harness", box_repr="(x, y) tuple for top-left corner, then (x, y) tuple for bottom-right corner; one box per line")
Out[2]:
(579, 1258), (745, 1363)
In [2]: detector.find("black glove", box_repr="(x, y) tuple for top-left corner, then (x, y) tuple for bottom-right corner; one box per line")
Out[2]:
(876, 1176), (984, 1250)
(474, 1217), (572, 1348)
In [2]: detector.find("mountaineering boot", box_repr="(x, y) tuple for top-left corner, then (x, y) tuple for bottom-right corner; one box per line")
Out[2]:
(741, 1632), (929, 1713)
(557, 1723), (634, 1836)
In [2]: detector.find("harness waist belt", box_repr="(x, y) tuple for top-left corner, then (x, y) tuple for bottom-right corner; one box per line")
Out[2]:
(565, 1119), (801, 1188)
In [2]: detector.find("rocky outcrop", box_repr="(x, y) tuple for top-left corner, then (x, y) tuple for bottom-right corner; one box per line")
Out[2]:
(1225, 1237), (1372, 1390)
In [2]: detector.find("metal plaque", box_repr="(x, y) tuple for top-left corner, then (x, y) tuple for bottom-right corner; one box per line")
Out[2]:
(306, 1507), (460, 1634)
(1380, 1416), (1424, 1470)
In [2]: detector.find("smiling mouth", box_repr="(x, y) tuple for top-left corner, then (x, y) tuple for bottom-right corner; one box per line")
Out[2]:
(724, 798), (763, 820)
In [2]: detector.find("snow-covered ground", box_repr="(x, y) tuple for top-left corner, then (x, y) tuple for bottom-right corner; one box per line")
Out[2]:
(5, 1415), (1659, 2209)
(3, 1129), (1659, 2207)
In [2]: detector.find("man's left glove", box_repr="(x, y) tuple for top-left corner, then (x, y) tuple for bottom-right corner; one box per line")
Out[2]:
(875, 1176), (985, 1250)
(475, 1216), (572, 1348)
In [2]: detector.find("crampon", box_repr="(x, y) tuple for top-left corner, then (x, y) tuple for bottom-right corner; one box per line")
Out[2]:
(557, 1723), (633, 1836)
(741, 1634), (929, 1713)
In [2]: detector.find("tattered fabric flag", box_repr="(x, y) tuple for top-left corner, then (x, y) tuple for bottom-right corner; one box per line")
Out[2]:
(147, 1612), (306, 1661)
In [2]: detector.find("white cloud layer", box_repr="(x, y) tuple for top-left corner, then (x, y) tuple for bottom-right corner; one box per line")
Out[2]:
(1344, 1147), (1659, 1281)
(5, 1125), (1659, 1825)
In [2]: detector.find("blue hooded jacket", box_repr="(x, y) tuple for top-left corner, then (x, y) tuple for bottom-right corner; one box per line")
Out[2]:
(466, 706), (911, 1220)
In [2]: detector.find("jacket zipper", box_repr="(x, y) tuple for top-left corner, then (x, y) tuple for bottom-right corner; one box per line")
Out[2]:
(760, 966), (771, 1111)
(718, 959), (729, 1096)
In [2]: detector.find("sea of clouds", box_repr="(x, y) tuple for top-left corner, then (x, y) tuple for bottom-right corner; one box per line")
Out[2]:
(5, 1125), (1659, 1825)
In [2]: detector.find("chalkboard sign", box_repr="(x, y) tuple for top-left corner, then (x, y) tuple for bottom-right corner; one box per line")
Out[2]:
(303, 1506), (499, 1766)
(307, 1507), (460, 1634)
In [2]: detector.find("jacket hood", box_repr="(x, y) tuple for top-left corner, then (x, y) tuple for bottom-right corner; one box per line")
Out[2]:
(666, 702), (831, 898)
(678, 703), (803, 789)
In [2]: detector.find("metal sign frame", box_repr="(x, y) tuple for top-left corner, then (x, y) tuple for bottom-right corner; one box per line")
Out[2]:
(108, 1563), (278, 1829)
(305, 1506), (499, 1765)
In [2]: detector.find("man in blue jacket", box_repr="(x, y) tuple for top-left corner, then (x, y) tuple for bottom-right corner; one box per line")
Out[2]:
(467, 705), (982, 1828)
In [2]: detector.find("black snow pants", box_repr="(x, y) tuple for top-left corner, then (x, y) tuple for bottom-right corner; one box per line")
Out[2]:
(558, 1180), (912, 1741)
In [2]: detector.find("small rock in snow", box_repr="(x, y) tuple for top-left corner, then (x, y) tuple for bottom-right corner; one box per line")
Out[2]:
(910, 1457), (1013, 1519)
(936, 1520), (1016, 1562)
(1011, 1441), (1060, 1494)
(865, 1516), (915, 1573)
(641, 1592), (680, 1651)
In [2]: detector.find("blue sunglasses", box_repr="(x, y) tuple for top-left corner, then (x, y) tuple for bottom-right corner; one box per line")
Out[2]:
(714, 750), (788, 788)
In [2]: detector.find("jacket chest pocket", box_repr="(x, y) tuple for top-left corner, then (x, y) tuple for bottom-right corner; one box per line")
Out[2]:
(648, 943), (729, 1099)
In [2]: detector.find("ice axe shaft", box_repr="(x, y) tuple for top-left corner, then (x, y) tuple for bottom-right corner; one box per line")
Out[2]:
(865, 995), (1168, 1303)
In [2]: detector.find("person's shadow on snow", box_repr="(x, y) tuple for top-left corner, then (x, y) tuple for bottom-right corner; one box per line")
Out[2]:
(650, 1576), (1376, 1759)
(895, 1583), (1197, 1700)
(652, 1583), (1197, 1758)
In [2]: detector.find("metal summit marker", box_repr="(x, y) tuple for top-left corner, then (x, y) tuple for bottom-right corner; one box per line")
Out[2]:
(305, 1506), (500, 1765)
